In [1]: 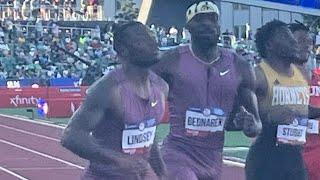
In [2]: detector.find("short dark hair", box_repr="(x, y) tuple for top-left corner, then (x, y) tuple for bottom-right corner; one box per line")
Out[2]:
(288, 22), (309, 33)
(255, 20), (288, 58)
(113, 21), (144, 54)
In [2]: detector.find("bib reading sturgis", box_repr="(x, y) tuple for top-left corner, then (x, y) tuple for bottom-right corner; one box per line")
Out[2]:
(259, 61), (309, 144)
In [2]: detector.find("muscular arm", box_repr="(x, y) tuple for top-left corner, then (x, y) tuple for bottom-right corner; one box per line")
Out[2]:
(61, 76), (128, 163)
(226, 92), (242, 131)
(228, 56), (262, 137)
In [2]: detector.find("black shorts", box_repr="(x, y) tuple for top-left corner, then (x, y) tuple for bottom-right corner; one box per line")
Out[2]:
(245, 138), (308, 180)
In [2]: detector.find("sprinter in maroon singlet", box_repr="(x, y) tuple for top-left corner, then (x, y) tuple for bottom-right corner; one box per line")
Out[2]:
(61, 22), (168, 180)
(152, 1), (262, 179)
(289, 22), (320, 180)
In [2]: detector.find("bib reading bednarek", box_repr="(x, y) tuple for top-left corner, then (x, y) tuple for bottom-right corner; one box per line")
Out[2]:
(185, 107), (226, 137)
(122, 118), (157, 155)
(259, 61), (309, 145)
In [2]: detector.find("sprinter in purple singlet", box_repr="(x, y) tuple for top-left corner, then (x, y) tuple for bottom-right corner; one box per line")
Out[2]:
(61, 22), (168, 180)
(152, 1), (262, 179)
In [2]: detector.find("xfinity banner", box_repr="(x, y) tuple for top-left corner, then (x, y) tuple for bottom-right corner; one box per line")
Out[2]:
(0, 88), (47, 108)
(0, 87), (87, 108)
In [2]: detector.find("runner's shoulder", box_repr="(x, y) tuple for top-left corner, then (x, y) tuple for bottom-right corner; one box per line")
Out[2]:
(158, 46), (180, 63)
(225, 49), (252, 79)
(153, 46), (180, 75)
(86, 69), (120, 99)
(219, 47), (246, 65)
(254, 63), (268, 95)
(295, 64), (310, 82)
(225, 50), (249, 67)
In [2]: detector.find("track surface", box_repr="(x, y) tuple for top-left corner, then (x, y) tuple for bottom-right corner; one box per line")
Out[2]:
(0, 114), (244, 180)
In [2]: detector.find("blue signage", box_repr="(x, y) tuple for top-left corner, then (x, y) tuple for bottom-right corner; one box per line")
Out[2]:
(0, 78), (81, 87)
(265, 0), (320, 8)
(300, 0), (320, 8)
(266, 0), (299, 5)
(49, 78), (80, 87)
(0, 80), (5, 87)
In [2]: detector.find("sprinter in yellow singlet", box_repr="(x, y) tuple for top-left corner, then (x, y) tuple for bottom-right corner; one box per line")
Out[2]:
(245, 20), (309, 180)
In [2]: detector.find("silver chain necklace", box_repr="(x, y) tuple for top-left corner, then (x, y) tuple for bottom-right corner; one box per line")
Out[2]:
(189, 45), (221, 65)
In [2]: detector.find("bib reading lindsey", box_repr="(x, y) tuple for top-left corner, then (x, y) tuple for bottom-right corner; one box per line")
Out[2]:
(122, 119), (157, 155)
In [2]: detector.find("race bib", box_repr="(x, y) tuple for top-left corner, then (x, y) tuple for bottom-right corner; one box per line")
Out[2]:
(307, 119), (319, 134)
(122, 119), (157, 155)
(277, 119), (307, 145)
(185, 107), (226, 136)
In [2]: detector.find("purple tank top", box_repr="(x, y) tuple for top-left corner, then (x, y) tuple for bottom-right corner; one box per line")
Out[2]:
(92, 67), (165, 157)
(165, 45), (240, 150)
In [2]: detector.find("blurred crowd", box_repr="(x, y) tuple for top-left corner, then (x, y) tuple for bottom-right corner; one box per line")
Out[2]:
(0, 19), (116, 86)
(0, 0), (103, 21)
(0, 19), (319, 86)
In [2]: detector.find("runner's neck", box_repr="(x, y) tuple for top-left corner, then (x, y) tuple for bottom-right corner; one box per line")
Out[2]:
(123, 63), (149, 85)
(265, 55), (293, 77)
(123, 64), (151, 100)
(191, 41), (220, 64)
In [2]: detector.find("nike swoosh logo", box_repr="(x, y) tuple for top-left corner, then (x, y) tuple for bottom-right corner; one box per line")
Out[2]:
(151, 101), (158, 107)
(220, 69), (230, 76)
